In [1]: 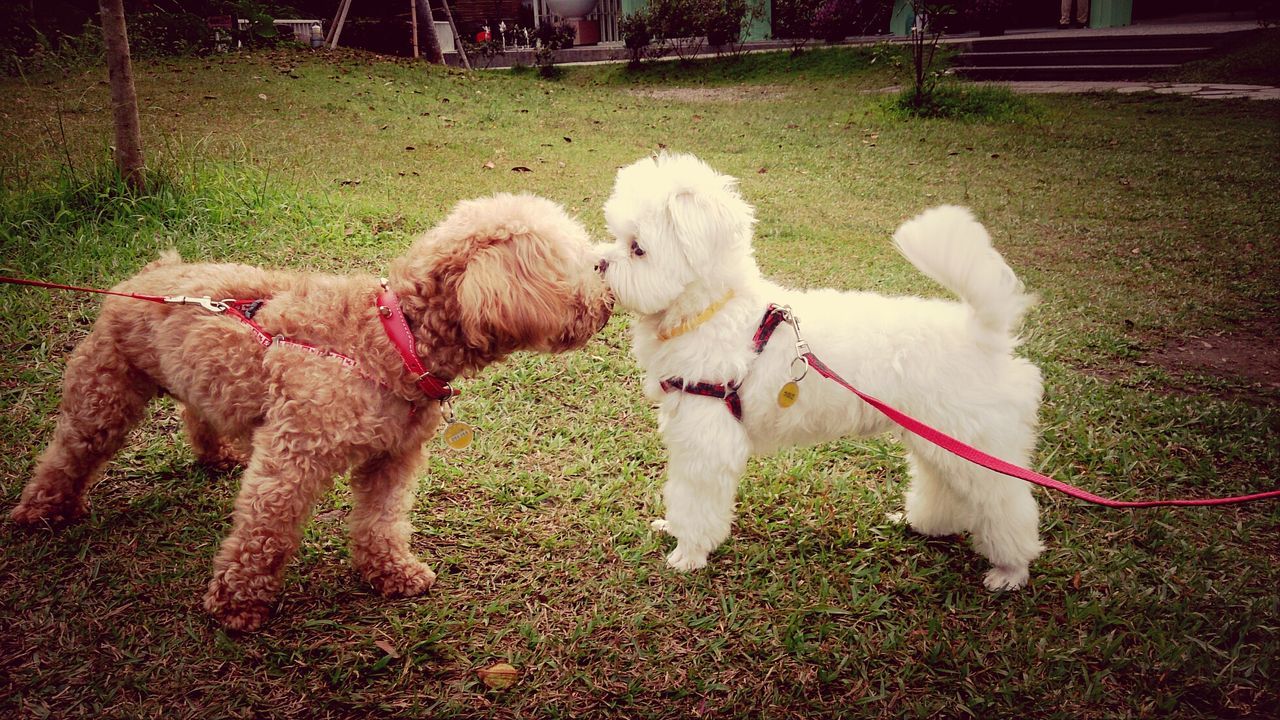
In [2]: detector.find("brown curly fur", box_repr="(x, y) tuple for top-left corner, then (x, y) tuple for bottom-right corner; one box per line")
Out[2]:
(9, 193), (613, 632)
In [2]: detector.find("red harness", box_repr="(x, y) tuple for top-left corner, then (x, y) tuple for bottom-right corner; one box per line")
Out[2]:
(0, 276), (457, 403)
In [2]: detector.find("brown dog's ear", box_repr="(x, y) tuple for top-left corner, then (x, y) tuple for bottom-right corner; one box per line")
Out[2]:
(456, 235), (569, 351)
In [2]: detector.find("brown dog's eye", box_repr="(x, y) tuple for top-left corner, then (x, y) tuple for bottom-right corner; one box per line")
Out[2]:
(631, 241), (645, 257)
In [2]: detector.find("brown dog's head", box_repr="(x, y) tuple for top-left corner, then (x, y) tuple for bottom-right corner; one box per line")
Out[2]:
(389, 193), (613, 377)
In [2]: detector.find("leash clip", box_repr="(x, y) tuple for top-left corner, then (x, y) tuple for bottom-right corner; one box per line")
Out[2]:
(164, 295), (230, 313)
(777, 305), (810, 381)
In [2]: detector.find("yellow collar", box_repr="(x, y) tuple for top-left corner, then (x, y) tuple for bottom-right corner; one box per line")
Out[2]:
(658, 290), (736, 342)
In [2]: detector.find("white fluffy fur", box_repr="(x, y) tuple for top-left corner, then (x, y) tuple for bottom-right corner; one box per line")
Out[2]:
(599, 153), (1045, 591)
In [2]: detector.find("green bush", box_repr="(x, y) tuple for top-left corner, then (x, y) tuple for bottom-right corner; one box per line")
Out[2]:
(887, 82), (1041, 121)
(706, 0), (748, 48)
(772, 0), (822, 52)
(129, 12), (217, 58)
(534, 21), (577, 77)
(620, 11), (657, 66)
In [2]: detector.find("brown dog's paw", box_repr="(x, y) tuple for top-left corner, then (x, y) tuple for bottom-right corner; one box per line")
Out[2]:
(197, 454), (246, 475)
(9, 497), (88, 526)
(203, 583), (272, 632)
(363, 560), (437, 597)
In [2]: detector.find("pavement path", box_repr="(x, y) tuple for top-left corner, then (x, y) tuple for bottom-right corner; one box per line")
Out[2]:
(974, 80), (1280, 100)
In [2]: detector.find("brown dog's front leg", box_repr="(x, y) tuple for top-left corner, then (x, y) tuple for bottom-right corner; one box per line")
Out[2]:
(203, 440), (341, 631)
(348, 451), (436, 597)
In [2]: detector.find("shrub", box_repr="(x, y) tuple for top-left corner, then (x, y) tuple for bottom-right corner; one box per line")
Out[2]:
(888, 82), (1040, 121)
(648, 0), (716, 61)
(772, 0), (822, 53)
(706, 0), (747, 47)
(534, 21), (576, 77)
(129, 12), (217, 58)
(813, 0), (849, 43)
(620, 11), (658, 67)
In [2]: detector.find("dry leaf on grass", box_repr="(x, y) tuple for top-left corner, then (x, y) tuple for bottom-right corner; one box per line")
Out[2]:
(478, 662), (518, 689)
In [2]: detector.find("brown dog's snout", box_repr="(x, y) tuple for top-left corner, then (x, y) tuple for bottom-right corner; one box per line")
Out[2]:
(595, 258), (609, 275)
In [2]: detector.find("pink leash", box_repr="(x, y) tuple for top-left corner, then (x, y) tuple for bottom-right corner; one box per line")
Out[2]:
(802, 353), (1280, 508)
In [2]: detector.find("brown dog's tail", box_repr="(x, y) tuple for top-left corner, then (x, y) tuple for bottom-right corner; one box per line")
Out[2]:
(141, 249), (183, 272)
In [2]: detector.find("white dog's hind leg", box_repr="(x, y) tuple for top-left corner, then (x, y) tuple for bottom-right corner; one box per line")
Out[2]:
(969, 473), (1042, 591)
(654, 412), (749, 572)
(904, 435), (1042, 591)
(903, 452), (973, 537)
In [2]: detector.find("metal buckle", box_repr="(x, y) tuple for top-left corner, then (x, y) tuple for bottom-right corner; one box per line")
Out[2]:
(164, 295), (230, 313)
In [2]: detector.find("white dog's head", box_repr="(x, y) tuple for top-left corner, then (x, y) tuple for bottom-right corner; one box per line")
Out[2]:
(598, 153), (757, 315)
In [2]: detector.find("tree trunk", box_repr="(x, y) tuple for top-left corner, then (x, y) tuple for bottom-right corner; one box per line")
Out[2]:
(98, 0), (145, 191)
(415, 0), (445, 64)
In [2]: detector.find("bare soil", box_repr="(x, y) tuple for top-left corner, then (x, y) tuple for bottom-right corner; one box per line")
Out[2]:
(1125, 318), (1280, 404)
(627, 85), (791, 102)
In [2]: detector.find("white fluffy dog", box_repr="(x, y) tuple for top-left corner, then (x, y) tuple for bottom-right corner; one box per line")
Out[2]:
(598, 153), (1044, 591)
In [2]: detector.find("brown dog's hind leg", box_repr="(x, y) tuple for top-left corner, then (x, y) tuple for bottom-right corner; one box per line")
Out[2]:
(349, 451), (436, 597)
(11, 331), (157, 526)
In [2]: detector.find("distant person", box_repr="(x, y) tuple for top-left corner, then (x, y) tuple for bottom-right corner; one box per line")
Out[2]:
(1060, 0), (1089, 28)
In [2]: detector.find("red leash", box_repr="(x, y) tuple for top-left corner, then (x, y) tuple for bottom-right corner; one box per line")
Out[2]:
(1, 276), (175, 304)
(802, 352), (1280, 508)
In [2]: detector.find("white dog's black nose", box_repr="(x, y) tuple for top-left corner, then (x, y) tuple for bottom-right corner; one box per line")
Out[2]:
(595, 258), (609, 275)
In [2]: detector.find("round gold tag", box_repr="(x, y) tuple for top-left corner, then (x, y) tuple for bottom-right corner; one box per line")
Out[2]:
(443, 421), (474, 450)
(777, 381), (800, 408)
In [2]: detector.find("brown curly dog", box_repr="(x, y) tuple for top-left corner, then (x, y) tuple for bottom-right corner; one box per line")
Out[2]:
(10, 193), (613, 631)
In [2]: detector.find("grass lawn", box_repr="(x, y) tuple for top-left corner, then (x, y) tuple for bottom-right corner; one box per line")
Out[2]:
(1, 42), (1278, 719)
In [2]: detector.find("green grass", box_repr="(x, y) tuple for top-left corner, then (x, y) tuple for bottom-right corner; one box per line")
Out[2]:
(1, 45), (1278, 719)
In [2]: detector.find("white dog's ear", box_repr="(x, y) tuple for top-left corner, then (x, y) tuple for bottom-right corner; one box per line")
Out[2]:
(664, 180), (755, 269)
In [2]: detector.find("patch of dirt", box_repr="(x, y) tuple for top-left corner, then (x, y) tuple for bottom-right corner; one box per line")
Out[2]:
(1111, 318), (1280, 404)
(627, 85), (790, 102)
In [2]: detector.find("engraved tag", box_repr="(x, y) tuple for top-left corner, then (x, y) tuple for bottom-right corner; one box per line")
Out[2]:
(777, 381), (800, 408)
(443, 421), (474, 450)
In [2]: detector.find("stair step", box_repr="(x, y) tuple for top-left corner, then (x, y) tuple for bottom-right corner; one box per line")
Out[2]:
(955, 47), (1213, 67)
(954, 65), (1180, 81)
(964, 29), (1251, 53)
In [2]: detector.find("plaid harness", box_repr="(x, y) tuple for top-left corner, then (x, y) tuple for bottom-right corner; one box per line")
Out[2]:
(659, 304), (789, 422)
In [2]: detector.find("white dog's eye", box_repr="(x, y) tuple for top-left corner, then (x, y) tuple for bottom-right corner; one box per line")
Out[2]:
(630, 240), (645, 257)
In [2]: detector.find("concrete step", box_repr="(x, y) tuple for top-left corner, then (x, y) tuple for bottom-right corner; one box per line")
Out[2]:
(963, 29), (1252, 53)
(953, 64), (1180, 81)
(954, 47), (1213, 67)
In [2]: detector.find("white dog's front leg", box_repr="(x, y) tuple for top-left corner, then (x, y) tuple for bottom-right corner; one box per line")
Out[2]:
(653, 409), (749, 572)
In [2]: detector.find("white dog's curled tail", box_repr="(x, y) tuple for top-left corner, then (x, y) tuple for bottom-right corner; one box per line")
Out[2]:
(892, 205), (1035, 343)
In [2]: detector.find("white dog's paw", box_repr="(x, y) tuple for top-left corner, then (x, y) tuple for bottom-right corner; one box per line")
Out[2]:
(650, 518), (671, 534)
(983, 565), (1029, 591)
(665, 545), (708, 572)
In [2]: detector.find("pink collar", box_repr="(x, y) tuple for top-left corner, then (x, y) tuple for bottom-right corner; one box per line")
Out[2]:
(375, 281), (458, 402)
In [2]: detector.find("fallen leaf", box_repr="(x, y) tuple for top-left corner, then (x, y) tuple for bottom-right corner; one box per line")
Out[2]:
(257, 93), (267, 100)
(757, 167), (767, 174)
(479, 662), (518, 689)
(375, 639), (400, 658)
(483, 161), (496, 169)
(511, 166), (532, 173)
(563, 136), (572, 143)
(405, 146), (415, 151)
